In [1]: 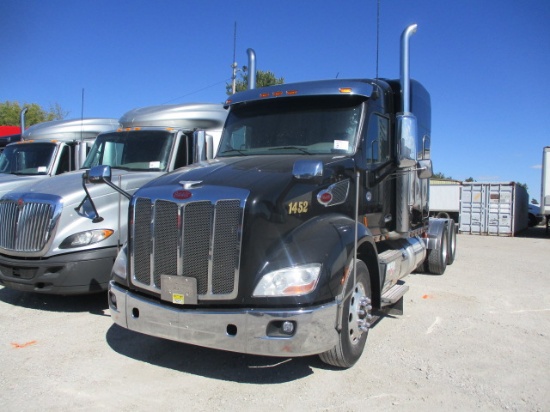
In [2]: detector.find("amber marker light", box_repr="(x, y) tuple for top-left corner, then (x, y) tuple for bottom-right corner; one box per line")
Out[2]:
(272, 91), (283, 97)
(259, 92), (270, 98)
(286, 90), (298, 95)
(339, 87), (353, 94)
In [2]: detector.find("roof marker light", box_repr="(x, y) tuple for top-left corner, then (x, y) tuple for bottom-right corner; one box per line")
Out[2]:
(339, 87), (353, 94)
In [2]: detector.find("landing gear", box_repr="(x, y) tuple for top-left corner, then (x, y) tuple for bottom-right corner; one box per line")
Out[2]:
(319, 261), (372, 368)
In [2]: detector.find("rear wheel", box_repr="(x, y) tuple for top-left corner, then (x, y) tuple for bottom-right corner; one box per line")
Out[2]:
(447, 221), (457, 265)
(428, 227), (448, 275)
(319, 261), (372, 368)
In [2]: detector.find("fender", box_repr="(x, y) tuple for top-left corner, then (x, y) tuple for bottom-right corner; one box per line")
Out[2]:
(425, 217), (450, 250)
(257, 213), (377, 305)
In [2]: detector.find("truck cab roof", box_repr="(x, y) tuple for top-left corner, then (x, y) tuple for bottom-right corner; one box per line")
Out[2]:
(23, 118), (120, 142)
(119, 103), (227, 130)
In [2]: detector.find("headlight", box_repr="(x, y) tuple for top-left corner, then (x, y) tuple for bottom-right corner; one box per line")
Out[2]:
(253, 263), (322, 297)
(59, 229), (114, 249)
(112, 245), (128, 280)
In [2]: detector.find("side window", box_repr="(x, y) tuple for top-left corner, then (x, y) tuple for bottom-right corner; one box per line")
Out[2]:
(365, 113), (389, 165)
(174, 134), (191, 169)
(56, 146), (70, 174)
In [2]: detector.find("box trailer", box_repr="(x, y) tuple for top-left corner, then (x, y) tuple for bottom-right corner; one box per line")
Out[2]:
(459, 182), (528, 236)
(429, 179), (461, 222)
(541, 147), (550, 231)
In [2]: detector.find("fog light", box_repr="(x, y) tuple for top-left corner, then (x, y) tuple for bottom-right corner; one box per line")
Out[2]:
(282, 321), (294, 334)
(109, 291), (117, 309)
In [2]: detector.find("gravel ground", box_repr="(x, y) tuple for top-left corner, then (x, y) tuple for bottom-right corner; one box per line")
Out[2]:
(1, 227), (549, 411)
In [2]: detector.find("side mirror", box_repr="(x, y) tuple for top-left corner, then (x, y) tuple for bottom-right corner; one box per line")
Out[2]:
(293, 159), (323, 182)
(417, 159), (433, 179)
(396, 113), (418, 168)
(86, 165), (112, 184)
(84, 164), (131, 200)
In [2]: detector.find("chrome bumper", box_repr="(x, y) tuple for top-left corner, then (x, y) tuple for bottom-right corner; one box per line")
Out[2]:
(109, 281), (339, 357)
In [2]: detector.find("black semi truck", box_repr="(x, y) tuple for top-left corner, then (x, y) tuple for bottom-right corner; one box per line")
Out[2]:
(98, 24), (455, 368)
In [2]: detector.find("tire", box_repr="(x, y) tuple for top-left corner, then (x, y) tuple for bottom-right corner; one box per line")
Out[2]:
(528, 214), (537, 227)
(428, 227), (448, 275)
(319, 261), (372, 368)
(447, 221), (457, 265)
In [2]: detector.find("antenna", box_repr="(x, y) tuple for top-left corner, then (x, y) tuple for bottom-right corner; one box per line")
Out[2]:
(81, 88), (85, 141)
(231, 22), (238, 94)
(376, 0), (380, 78)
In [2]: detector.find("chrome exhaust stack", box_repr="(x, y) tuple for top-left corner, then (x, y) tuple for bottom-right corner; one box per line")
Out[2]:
(20, 107), (28, 134)
(400, 24), (417, 114)
(247, 48), (256, 90)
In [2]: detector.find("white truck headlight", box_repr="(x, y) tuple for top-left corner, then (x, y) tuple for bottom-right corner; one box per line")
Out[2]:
(253, 263), (322, 297)
(112, 245), (128, 280)
(59, 229), (114, 249)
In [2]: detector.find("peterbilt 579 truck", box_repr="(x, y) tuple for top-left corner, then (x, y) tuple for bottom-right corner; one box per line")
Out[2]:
(103, 25), (456, 368)
(0, 104), (227, 295)
(0, 118), (120, 198)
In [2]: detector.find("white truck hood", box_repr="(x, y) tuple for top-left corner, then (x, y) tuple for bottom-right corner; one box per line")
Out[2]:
(3, 168), (164, 258)
(0, 174), (45, 199)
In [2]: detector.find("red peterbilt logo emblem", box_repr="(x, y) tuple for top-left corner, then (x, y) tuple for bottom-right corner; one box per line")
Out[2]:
(173, 190), (192, 200)
(17, 198), (24, 210)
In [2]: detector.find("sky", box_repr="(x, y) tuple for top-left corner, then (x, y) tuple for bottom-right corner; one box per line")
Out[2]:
(1, 0), (549, 202)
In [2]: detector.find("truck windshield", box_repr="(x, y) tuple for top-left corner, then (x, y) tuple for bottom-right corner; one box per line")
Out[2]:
(0, 142), (57, 175)
(218, 95), (364, 157)
(83, 130), (175, 171)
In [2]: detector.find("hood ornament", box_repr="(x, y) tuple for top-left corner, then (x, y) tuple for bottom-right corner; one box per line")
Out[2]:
(179, 180), (202, 189)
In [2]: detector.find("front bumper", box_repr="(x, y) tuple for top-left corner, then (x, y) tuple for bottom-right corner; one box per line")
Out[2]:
(109, 281), (339, 357)
(0, 247), (117, 295)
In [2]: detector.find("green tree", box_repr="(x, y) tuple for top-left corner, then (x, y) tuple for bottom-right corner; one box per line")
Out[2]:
(0, 101), (67, 127)
(226, 70), (285, 95)
(465, 177), (476, 182)
(516, 181), (528, 193)
(432, 172), (453, 180)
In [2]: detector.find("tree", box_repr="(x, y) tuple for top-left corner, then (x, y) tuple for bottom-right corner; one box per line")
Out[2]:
(516, 181), (529, 193)
(465, 177), (476, 182)
(226, 70), (285, 95)
(432, 172), (453, 180)
(0, 101), (67, 127)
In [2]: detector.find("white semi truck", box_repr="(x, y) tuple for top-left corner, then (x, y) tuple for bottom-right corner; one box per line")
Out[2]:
(0, 118), (119, 198)
(0, 103), (227, 295)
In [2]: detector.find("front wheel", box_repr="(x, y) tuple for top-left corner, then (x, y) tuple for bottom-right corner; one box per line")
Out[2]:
(319, 261), (372, 368)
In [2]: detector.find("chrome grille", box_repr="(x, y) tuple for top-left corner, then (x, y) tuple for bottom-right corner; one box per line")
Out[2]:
(132, 195), (244, 300)
(0, 200), (55, 252)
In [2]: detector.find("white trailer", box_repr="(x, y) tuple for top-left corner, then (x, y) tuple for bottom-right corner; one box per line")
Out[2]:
(542, 146), (550, 231)
(429, 179), (461, 222)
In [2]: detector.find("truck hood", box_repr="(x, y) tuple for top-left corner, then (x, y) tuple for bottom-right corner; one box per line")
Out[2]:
(3, 169), (165, 258)
(140, 155), (348, 195)
(8, 169), (163, 208)
(0, 174), (45, 198)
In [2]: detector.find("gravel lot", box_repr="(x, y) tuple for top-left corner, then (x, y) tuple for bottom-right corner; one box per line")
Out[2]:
(1, 226), (549, 411)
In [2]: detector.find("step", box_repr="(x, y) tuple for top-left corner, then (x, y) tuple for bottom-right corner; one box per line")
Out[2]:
(381, 283), (409, 306)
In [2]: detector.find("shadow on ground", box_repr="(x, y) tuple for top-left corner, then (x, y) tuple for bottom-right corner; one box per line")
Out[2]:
(105, 323), (336, 383)
(0, 287), (108, 315)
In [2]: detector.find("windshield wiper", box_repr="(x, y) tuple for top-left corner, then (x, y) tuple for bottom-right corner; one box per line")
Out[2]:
(219, 148), (247, 156)
(268, 146), (312, 155)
